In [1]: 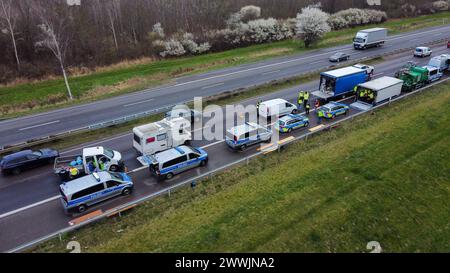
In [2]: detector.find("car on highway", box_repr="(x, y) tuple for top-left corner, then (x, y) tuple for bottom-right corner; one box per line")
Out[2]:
(414, 46), (432, 58)
(0, 148), (59, 175)
(447, 41), (450, 48)
(59, 171), (133, 214)
(165, 106), (202, 123)
(317, 102), (350, 119)
(329, 52), (350, 62)
(226, 122), (272, 151)
(275, 114), (310, 133)
(148, 145), (208, 181)
(352, 64), (374, 76)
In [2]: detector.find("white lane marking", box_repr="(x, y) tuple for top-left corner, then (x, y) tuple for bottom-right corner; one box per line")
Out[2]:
(387, 27), (448, 42)
(123, 99), (154, 107)
(18, 120), (60, 131)
(201, 82), (224, 90)
(200, 140), (225, 149)
(261, 70), (281, 75)
(0, 195), (60, 219)
(309, 60), (322, 65)
(173, 50), (348, 88)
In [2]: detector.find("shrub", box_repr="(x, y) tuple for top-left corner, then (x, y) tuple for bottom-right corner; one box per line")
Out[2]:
(159, 39), (186, 57)
(328, 8), (387, 30)
(432, 1), (449, 11)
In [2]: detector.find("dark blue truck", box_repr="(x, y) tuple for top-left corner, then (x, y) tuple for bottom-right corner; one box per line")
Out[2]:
(312, 66), (369, 105)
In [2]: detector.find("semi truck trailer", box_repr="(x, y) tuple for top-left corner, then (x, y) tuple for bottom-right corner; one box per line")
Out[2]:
(312, 66), (368, 104)
(350, 76), (403, 111)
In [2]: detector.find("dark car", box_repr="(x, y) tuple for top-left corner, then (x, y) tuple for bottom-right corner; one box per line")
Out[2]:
(329, 52), (350, 62)
(0, 148), (59, 175)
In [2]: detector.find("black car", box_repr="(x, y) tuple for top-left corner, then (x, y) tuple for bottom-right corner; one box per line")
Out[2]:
(0, 148), (59, 175)
(329, 52), (350, 62)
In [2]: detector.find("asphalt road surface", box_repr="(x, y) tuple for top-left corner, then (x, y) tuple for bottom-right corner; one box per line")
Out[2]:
(0, 25), (449, 148)
(0, 44), (448, 252)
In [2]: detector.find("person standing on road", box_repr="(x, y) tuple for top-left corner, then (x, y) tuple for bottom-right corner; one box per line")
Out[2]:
(303, 91), (310, 108)
(298, 91), (304, 109)
(314, 99), (320, 109)
(305, 103), (310, 115)
(317, 109), (324, 124)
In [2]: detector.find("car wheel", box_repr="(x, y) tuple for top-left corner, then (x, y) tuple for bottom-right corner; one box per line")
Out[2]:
(109, 165), (118, 172)
(291, 109), (297, 114)
(78, 204), (87, 213)
(240, 144), (247, 151)
(200, 160), (207, 167)
(287, 128), (292, 133)
(121, 188), (132, 196)
(166, 173), (174, 180)
(305, 122), (310, 127)
(12, 168), (21, 175)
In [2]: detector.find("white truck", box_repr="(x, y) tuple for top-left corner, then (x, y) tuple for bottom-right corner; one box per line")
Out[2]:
(258, 98), (297, 119)
(350, 76), (403, 111)
(133, 117), (191, 164)
(54, 146), (124, 181)
(427, 54), (450, 72)
(353, 28), (387, 50)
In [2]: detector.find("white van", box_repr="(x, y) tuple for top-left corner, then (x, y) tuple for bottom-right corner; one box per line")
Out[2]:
(258, 99), (297, 119)
(414, 47), (432, 58)
(133, 117), (191, 156)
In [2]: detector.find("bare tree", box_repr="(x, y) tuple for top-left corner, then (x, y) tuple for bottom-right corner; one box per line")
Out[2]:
(34, 3), (73, 100)
(0, 0), (20, 70)
(105, 0), (120, 51)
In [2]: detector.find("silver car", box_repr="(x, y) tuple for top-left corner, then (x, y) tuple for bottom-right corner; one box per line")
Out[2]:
(225, 122), (272, 151)
(329, 52), (350, 62)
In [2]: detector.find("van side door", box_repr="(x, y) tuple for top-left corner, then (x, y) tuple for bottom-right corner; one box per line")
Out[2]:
(104, 180), (124, 198)
(156, 133), (169, 150)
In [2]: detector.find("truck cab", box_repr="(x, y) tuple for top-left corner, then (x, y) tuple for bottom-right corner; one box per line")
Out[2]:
(54, 146), (123, 181)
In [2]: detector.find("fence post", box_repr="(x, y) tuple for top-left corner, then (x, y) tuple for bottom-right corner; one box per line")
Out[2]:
(168, 189), (171, 198)
(59, 233), (62, 242)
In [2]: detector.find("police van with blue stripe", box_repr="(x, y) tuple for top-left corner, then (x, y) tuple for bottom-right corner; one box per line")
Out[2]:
(275, 114), (309, 133)
(226, 122), (272, 151)
(146, 145), (208, 181)
(59, 171), (133, 214)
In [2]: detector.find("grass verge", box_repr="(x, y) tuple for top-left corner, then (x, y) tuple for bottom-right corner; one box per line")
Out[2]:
(1, 12), (449, 118)
(32, 80), (450, 253)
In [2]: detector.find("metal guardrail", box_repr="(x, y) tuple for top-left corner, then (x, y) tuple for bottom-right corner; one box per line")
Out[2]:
(1, 36), (448, 155)
(7, 76), (449, 253)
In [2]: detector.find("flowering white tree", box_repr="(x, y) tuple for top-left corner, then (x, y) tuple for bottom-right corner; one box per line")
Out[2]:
(295, 7), (331, 48)
(159, 39), (186, 57)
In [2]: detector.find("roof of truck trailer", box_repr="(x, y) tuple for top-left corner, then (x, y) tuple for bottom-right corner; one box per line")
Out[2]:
(360, 28), (387, 32)
(322, 67), (364, 78)
(359, 76), (403, 91)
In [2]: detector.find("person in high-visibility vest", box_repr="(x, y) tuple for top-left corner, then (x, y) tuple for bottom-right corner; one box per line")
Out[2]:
(317, 109), (325, 124)
(305, 103), (311, 115)
(303, 91), (310, 108)
(298, 91), (304, 107)
(69, 167), (79, 178)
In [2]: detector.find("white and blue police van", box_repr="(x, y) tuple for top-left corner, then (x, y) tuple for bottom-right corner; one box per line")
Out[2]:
(59, 171), (133, 214)
(226, 122), (272, 151)
(146, 145), (208, 181)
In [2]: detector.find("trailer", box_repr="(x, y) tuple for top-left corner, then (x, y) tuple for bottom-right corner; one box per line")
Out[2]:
(353, 28), (387, 50)
(133, 117), (191, 165)
(350, 76), (403, 111)
(312, 66), (368, 104)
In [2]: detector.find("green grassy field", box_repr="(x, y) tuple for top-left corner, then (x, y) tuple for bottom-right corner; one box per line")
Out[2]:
(33, 80), (450, 253)
(1, 12), (449, 118)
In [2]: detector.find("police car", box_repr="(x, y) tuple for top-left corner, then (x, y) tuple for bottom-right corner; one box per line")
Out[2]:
(317, 102), (350, 119)
(59, 171), (133, 214)
(226, 122), (272, 151)
(147, 145), (208, 181)
(275, 114), (309, 133)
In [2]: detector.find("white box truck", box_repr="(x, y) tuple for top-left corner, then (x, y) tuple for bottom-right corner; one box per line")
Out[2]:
(350, 76), (403, 111)
(353, 28), (387, 50)
(133, 117), (191, 161)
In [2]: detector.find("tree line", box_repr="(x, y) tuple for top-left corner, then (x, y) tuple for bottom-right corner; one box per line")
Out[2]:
(0, 0), (445, 85)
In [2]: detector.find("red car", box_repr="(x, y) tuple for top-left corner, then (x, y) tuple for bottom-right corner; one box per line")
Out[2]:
(447, 41), (450, 48)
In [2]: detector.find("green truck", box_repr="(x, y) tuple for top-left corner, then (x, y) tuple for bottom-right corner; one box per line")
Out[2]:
(395, 64), (429, 92)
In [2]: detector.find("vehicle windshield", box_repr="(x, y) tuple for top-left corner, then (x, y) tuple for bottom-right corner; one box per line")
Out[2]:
(104, 148), (114, 158)
(415, 48), (422, 52)
(278, 120), (286, 126)
(109, 172), (123, 181)
(354, 38), (365, 43)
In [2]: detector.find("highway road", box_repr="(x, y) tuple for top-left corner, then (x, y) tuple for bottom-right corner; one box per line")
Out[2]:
(0, 44), (448, 252)
(0, 25), (449, 148)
